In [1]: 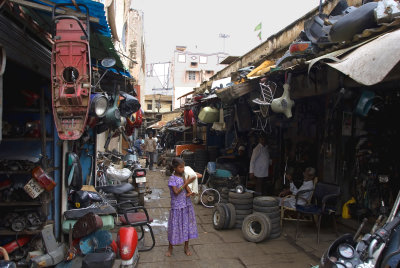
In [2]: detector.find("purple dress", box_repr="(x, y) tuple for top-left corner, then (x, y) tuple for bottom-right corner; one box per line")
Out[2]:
(167, 175), (198, 245)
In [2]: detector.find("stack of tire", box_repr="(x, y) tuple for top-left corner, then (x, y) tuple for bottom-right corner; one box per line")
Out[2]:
(228, 191), (253, 229)
(181, 150), (195, 169)
(212, 203), (236, 230)
(194, 149), (208, 174)
(209, 175), (229, 191)
(220, 187), (229, 203)
(117, 191), (139, 213)
(104, 193), (118, 206)
(252, 196), (281, 239)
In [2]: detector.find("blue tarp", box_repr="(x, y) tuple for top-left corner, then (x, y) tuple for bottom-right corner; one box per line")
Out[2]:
(32, 0), (111, 36)
(29, 0), (131, 77)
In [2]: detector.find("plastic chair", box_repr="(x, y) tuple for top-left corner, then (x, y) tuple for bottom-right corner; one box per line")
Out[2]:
(295, 182), (341, 244)
(280, 177), (318, 227)
(115, 202), (155, 252)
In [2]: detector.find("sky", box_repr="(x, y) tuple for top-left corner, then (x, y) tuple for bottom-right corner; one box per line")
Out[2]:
(131, 0), (320, 64)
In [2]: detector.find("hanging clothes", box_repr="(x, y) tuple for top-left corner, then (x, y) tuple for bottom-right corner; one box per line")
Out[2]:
(184, 109), (195, 127)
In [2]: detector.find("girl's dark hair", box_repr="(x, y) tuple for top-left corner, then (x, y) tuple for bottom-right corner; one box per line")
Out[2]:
(168, 157), (185, 173)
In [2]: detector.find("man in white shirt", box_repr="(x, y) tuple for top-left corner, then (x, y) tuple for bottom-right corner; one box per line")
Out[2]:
(144, 131), (157, 170)
(280, 167), (316, 208)
(249, 134), (271, 195)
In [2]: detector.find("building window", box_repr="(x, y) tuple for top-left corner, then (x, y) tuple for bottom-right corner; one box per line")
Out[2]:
(199, 56), (207, 64)
(147, 103), (152, 110)
(188, 71), (196, 80)
(178, 54), (186, 63)
(206, 70), (214, 75)
(190, 62), (198, 67)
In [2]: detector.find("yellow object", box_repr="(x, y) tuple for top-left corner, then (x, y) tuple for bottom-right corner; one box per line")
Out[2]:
(342, 197), (356, 219)
(247, 60), (275, 78)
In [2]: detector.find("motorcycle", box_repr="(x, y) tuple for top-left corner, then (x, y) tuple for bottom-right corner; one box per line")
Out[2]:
(122, 147), (147, 206)
(319, 188), (400, 268)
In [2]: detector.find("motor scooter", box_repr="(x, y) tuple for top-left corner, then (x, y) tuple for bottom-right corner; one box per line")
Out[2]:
(122, 147), (147, 206)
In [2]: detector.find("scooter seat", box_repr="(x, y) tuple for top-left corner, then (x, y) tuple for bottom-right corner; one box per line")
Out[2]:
(64, 203), (117, 220)
(119, 212), (153, 225)
(106, 166), (132, 182)
(96, 183), (134, 194)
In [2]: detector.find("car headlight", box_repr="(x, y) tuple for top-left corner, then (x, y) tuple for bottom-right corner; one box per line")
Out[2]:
(90, 94), (108, 117)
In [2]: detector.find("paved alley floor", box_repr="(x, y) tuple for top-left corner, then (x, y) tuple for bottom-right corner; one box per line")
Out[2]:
(133, 168), (352, 268)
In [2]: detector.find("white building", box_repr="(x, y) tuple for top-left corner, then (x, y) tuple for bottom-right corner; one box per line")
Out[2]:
(172, 46), (229, 109)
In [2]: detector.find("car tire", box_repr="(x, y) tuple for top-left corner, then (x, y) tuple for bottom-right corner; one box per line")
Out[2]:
(235, 209), (253, 215)
(228, 192), (253, 199)
(253, 196), (279, 207)
(229, 197), (253, 205)
(212, 204), (226, 230)
(241, 213), (272, 243)
(253, 205), (279, 213)
(226, 203), (236, 229)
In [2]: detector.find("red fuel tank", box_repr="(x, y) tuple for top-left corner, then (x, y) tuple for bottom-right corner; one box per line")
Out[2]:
(117, 227), (139, 266)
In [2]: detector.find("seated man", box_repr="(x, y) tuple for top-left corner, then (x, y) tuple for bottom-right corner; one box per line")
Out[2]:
(279, 167), (316, 209)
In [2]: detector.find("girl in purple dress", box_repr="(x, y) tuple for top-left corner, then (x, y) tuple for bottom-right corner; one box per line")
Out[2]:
(166, 158), (198, 257)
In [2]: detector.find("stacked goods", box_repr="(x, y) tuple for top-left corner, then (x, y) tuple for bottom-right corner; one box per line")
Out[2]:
(181, 150), (195, 168)
(194, 149), (208, 174)
(207, 146), (218, 162)
(220, 187), (229, 203)
(228, 191), (253, 228)
(117, 191), (139, 213)
(212, 203), (236, 230)
(252, 196), (281, 239)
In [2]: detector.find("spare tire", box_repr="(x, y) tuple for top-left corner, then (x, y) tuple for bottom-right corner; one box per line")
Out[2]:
(253, 196), (279, 207)
(228, 192), (253, 199)
(226, 203), (236, 229)
(212, 204), (227, 230)
(241, 213), (272, 243)
(253, 205), (279, 213)
(229, 198), (253, 205)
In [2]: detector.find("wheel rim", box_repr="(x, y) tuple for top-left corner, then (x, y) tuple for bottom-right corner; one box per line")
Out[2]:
(248, 220), (262, 236)
(213, 211), (220, 225)
(200, 188), (220, 208)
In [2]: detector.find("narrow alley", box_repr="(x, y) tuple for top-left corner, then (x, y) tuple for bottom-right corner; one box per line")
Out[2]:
(135, 169), (351, 268)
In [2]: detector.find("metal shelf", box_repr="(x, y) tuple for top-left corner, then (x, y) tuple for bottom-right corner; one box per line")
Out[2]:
(0, 201), (42, 206)
(0, 170), (31, 174)
(0, 229), (42, 235)
(1, 137), (54, 142)
(3, 107), (50, 113)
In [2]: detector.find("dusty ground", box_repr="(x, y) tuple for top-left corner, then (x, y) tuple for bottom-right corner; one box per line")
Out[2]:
(115, 168), (353, 268)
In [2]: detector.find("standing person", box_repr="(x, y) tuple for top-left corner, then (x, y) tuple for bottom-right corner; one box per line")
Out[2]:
(166, 158), (198, 257)
(144, 131), (157, 170)
(249, 133), (271, 195)
(133, 136), (144, 156)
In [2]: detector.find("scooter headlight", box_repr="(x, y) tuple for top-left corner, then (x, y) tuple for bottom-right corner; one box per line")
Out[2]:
(90, 94), (108, 117)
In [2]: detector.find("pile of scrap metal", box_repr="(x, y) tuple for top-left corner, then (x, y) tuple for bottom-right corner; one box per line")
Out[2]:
(50, 2), (142, 142)
(275, 0), (400, 70)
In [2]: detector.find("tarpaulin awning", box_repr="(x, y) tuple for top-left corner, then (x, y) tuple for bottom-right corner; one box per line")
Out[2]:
(147, 121), (167, 129)
(325, 28), (400, 86)
(14, 0), (130, 76)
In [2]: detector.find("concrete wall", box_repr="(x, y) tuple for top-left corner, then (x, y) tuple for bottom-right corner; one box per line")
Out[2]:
(127, 8), (146, 106)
